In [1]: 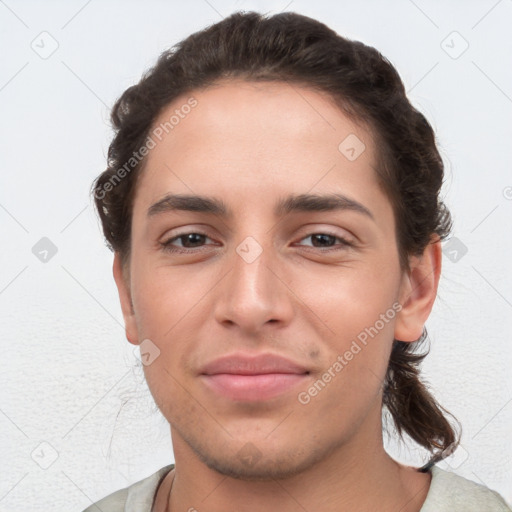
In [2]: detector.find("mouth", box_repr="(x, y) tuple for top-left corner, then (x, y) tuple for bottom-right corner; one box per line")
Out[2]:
(199, 352), (310, 401)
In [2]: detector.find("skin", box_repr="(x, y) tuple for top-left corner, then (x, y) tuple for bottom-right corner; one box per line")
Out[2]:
(113, 80), (441, 512)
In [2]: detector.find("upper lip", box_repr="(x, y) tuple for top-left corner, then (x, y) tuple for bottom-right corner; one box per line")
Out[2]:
(200, 353), (310, 376)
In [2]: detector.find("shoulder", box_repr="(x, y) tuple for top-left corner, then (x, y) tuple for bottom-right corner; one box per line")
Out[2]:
(82, 464), (175, 512)
(421, 465), (512, 512)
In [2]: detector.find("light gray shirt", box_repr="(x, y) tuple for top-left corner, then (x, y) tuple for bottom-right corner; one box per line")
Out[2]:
(83, 464), (512, 511)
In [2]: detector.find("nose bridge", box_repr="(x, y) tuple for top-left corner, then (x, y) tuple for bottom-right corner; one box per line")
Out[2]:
(213, 234), (292, 331)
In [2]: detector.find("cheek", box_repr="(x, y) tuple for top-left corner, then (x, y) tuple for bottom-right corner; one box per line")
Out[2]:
(132, 265), (203, 414)
(297, 274), (399, 437)
(295, 258), (401, 343)
(131, 262), (210, 339)
(130, 262), (214, 401)
(293, 259), (400, 397)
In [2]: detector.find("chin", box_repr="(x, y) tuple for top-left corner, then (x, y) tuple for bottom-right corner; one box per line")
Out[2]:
(201, 456), (313, 481)
(188, 436), (331, 482)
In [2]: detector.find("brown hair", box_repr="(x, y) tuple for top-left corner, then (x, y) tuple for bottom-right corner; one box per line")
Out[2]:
(91, 10), (459, 468)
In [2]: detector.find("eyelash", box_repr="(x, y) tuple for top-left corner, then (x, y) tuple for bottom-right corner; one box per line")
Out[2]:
(159, 231), (354, 254)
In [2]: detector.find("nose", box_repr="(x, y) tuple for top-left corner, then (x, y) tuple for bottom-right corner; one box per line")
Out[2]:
(213, 238), (295, 335)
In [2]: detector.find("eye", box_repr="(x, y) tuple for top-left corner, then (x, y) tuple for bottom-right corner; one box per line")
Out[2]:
(296, 232), (354, 251)
(159, 230), (354, 254)
(160, 231), (214, 253)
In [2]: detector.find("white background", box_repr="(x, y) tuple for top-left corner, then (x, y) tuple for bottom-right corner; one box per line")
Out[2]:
(1, 0), (511, 510)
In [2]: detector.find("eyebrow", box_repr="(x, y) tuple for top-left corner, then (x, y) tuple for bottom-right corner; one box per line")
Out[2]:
(147, 193), (374, 220)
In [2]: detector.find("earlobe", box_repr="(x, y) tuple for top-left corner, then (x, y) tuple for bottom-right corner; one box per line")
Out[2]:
(394, 239), (442, 342)
(113, 252), (140, 346)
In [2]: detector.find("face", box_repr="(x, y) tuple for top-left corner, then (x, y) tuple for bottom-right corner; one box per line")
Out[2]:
(114, 80), (429, 479)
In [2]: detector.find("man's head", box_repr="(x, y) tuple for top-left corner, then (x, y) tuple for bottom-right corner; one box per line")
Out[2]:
(92, 11), (457, 478)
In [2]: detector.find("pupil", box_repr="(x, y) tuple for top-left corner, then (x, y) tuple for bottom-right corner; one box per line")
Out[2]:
(183, 233), (204, 247)
(313, 234), (334, 247)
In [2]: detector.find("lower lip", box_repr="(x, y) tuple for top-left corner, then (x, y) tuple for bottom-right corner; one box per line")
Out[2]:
(201, 373), (308, 401)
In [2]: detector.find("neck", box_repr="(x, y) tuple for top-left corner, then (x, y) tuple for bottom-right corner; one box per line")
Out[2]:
(159, 415), (431, 512)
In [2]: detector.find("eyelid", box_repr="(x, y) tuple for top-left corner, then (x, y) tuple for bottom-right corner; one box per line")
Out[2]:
(160, 229), (215, 248)
(294, 225), (356, 244)
(293, 232), (354, 250)
(159, 224), (216, 241)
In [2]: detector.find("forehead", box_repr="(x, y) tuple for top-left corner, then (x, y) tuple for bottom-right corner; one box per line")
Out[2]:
(149, 79), (374, 159)
(133, 79), (383, 216)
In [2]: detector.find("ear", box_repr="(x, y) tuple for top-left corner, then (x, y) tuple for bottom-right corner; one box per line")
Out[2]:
(113, 252), (139, 345)
(394, 238), (442, 342)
